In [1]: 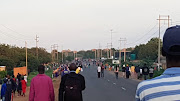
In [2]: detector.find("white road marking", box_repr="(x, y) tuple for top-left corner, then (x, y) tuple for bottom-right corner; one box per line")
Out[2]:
(113, 83), (116, 85)
(107, 80), (110, 82)
(121, 87), (126, 90)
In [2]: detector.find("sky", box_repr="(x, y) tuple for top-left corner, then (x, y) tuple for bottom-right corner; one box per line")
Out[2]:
(0, 0), (180, 52)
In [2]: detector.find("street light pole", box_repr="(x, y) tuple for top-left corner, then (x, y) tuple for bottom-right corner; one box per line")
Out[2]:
(25, 41), (28, 76)
(110, 29), (113, 59)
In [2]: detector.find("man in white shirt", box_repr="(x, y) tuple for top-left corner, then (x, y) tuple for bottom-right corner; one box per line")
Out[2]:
(97, 65), (101, 78)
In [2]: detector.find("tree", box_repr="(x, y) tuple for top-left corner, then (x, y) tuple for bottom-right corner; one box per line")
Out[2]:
(65, 56), (74, 62)
(131, 37), (162, 61)
(0, 44), (52, 72)
(0, 56), (15, 70)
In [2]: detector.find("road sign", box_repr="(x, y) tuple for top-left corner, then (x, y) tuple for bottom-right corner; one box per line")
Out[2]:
(112, 60), (119, 64)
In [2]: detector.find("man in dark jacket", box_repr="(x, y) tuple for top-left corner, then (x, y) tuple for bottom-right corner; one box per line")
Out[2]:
(142, 64), (149, 80)
(5, 75), (15, 101)
(135, 65), (140, 79)
(59, 63), (85, 101)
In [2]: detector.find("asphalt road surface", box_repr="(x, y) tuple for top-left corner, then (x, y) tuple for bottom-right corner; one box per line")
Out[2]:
(81, 64), (140, 101)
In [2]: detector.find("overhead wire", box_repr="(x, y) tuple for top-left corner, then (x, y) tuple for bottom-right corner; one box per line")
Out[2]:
(126, 24), (165, 46)
(128, 25), (167, 47)
(126, 23), (158, 45)
(0, 25), (33, 41)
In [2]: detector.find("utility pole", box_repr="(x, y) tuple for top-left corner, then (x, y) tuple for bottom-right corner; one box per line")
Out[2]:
(62, 46), (63, 63)
(35, 35), (39, 59)
(25, 41), (28, 76)
(73, 51), (77, 60)
(73, 51), (75, 60)
(107, 43), (112, 59)
(98, 43), (101, 59)
(54, 44), (58, 62)
(106, 43), (109, 59)
(157, 15), (171, 70)
(76, 51), (77, 59)
(51, 44), (58, 62)
(119, 38), (126, 66)
(51, 45), (54, 62)
(100, 45), (102, 58)
(110, 29), (113, 59)
(95, 49), (96, 60)
(57, 45), (58, 62)
(124, 38), (127, 62)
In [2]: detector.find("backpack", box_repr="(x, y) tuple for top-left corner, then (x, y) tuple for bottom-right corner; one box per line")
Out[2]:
(64, 74), (82, 100)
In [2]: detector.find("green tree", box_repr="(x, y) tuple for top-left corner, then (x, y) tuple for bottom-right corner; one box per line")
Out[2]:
(131, 37), (162, 61)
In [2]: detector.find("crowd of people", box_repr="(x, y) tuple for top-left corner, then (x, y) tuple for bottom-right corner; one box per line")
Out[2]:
(28, 62), (85, 101)
(0, 73), (27, 101)
(95, 62), (155, 80)
(121, 64), (154, 80)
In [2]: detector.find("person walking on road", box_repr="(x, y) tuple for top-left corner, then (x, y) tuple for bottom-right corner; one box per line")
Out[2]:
(29, 65), (55, 101)
(24, 74), (27, 83)
(136, 26), (180, 101)
(142, 64), (149, 80)
(130, 64), (135, 79)
(114, 65), (119, 79)
(125, 65), (131, 79)
(149, 67), (154, 79)
(97, 65), (101, 78)
(101, 64), (105, 77)
(1, 79), (7, 101)
(17, 77), (22, 96)
(62, 67), (70, 77)
(122, 65), (126, 78)
(135, 65), (140, 79)
(88, 64), (91, 68)
(21, 77), (27, 97)
(5, 75), (15, 101)
(59, 63), (86, 101)
(12, 75), (16, 96)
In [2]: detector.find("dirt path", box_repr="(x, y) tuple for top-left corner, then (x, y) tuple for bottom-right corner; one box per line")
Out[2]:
(14, 76), (61, 101)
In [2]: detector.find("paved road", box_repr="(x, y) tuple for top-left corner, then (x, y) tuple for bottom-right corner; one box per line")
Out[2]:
(81, 64), (140, 101)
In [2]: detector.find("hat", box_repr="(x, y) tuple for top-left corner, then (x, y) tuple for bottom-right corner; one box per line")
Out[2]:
(163, 25), (180, 55)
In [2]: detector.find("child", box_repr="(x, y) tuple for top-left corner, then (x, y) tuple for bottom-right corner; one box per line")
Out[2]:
(1, 79), (7, 101)
(21, 77), (27, 97)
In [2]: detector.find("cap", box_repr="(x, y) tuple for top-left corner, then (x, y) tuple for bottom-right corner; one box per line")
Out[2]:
(163, 25), (180, 55)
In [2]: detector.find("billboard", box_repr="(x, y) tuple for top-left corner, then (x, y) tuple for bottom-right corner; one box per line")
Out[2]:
(14, 67), (27, 77)
(112, 60), (120, 64)
(0, 66), (6, 71)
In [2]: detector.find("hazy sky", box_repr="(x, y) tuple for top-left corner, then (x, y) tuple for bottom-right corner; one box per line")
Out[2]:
(0, 0), (180, 52)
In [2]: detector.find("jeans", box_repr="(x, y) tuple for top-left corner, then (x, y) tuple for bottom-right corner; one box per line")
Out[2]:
(101, 71), (104, 77)
(115, 72), (118, 79)
(144, 75), (148, 80)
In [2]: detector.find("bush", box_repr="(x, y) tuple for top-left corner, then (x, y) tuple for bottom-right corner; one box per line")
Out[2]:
(0, 71), (7, 78)
(154, 69), (165, 78)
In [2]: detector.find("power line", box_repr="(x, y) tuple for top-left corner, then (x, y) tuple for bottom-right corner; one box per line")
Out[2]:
(0, 29), (25, 42)
(135, 26), (166, 45)
(127, 25), (165, 46)
(0, 25), (32, 40)
(126, 23), (158, 45)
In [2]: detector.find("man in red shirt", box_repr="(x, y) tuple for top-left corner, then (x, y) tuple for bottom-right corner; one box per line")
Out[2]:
(29, 65), (55, 101)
